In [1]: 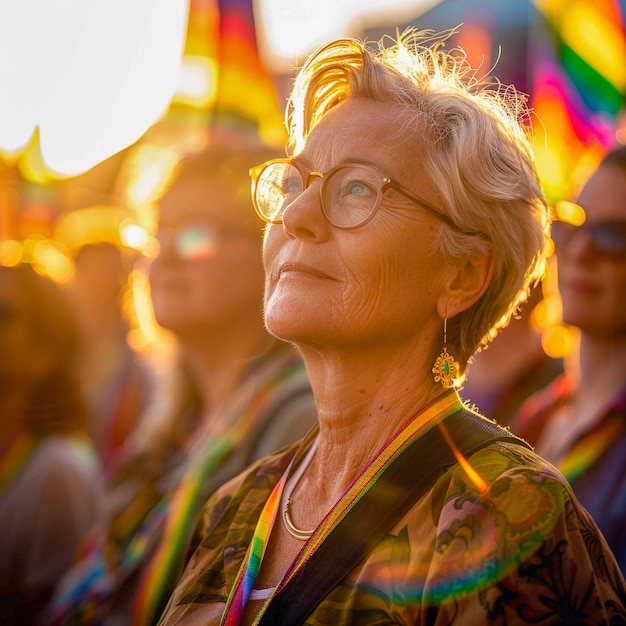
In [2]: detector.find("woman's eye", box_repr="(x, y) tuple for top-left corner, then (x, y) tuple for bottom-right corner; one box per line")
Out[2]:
(282, 176), (303, 196)
(346, 179), (375, 197)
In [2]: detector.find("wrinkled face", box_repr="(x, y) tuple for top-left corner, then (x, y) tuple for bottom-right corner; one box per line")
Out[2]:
(262, 98), (454, 354)
(149, 177), (266, 337)
(555, 162), (626, 335)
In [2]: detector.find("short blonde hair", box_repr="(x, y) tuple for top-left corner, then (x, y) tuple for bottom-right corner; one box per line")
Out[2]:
(286, 28), (549, 370)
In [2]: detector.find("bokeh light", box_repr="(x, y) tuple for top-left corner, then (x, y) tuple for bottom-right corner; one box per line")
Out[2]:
(0, 0), (188, 177)
(553, 200), (586, 226)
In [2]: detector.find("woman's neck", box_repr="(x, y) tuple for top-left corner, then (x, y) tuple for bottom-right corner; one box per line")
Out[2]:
(283, 381), (456, 547)
(178, 323), (275, 417)
(298, 343), (449, 496)
(574, 332), (626, 417)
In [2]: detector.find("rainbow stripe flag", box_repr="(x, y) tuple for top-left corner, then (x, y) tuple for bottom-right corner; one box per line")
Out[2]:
(530, 0), (626, 200)
(181, 0), (286, 145)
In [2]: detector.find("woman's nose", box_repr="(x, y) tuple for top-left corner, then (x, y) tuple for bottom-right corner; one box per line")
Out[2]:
(281, 177), (330, 240)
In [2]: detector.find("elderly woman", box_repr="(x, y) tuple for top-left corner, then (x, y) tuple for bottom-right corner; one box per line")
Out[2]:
(158, 29), (626, 625)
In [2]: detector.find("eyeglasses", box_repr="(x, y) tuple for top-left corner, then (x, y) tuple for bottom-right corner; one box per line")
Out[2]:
(249, 158), (470, 232)
(156, 224), (220, 261)
(551, 219), (626, 257)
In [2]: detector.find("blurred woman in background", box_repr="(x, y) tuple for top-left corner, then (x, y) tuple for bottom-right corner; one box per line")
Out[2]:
(0, 263), (102, 625)
(512, 145), (626, 573)
(47, 135), (316, 626)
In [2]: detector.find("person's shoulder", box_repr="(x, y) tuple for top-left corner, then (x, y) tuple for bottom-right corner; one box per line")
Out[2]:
(468, 437), (569, 492)
(440, 438), (577, 541)
(192, 440), (302, 546)
(11, 435), (103, 524)
(30, 435), (99, 475)
(512, 372), (573, 431)
(431, 439), (626, 609)
(201, 439), (302, 517)
(18, 436), (102, 509)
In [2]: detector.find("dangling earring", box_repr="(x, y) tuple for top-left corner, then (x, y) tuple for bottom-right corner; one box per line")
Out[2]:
(432, 317), (459, 388)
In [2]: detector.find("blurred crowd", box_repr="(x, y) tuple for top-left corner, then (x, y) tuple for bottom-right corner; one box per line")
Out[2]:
(1, 133), (318, 625)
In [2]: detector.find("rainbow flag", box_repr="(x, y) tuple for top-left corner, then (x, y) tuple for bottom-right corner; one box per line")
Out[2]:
(530, 0), (626, 200)
(181, 0), (286, 145)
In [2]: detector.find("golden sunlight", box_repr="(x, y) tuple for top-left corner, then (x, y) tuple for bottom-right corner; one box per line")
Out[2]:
(253, 0), (443, 72)
(0, 0), (189, 176)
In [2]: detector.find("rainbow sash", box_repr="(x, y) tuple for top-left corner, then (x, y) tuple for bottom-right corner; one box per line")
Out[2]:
(221, 390), (462, 625)
(0, 430), (39, 496)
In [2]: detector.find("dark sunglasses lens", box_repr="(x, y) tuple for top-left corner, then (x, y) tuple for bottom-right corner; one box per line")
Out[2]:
(592, 223), (626, 255)
(552, 219), (626, 257)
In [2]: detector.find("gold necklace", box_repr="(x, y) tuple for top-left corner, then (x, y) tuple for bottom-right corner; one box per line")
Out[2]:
(281, 439), (318, 541)
(282, 498), (315, 540)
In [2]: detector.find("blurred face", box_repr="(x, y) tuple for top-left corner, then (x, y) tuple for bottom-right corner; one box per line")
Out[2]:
(262, 98), (454, 353)
(553, 162), (626, 335)
(149, 177), (266, 337)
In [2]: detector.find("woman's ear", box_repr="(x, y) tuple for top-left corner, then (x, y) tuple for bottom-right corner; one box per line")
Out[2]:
(438, 243), (495, 319)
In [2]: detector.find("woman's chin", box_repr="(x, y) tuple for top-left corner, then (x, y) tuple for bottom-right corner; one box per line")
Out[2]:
(264, 315), (303, 344)
(264, 307), (324, 346)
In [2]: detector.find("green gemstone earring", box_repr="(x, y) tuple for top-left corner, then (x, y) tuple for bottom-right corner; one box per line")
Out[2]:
(432, 317), (459, 388)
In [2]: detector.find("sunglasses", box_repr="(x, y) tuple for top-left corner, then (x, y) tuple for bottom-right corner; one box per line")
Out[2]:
(551, 219), (626, 257)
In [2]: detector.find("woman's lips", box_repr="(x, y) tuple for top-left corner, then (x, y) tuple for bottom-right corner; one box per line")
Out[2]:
(277, 262), (334, 280)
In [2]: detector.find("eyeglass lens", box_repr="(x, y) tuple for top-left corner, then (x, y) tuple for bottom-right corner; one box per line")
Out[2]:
(259, 163), (303, 222)
(256, 162), (382, 228)
(322, 166), (381, 227)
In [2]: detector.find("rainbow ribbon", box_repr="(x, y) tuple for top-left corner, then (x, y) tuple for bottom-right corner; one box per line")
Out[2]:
(129, 353), (307, 626)
(221, 390), (462, 625)
(559, 414), (624, 482)
(0, 429), (39, 495)
(223, 468), (291, 626)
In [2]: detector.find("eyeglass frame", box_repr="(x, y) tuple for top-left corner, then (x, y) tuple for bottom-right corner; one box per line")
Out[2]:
(249, 157), (476, 234)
